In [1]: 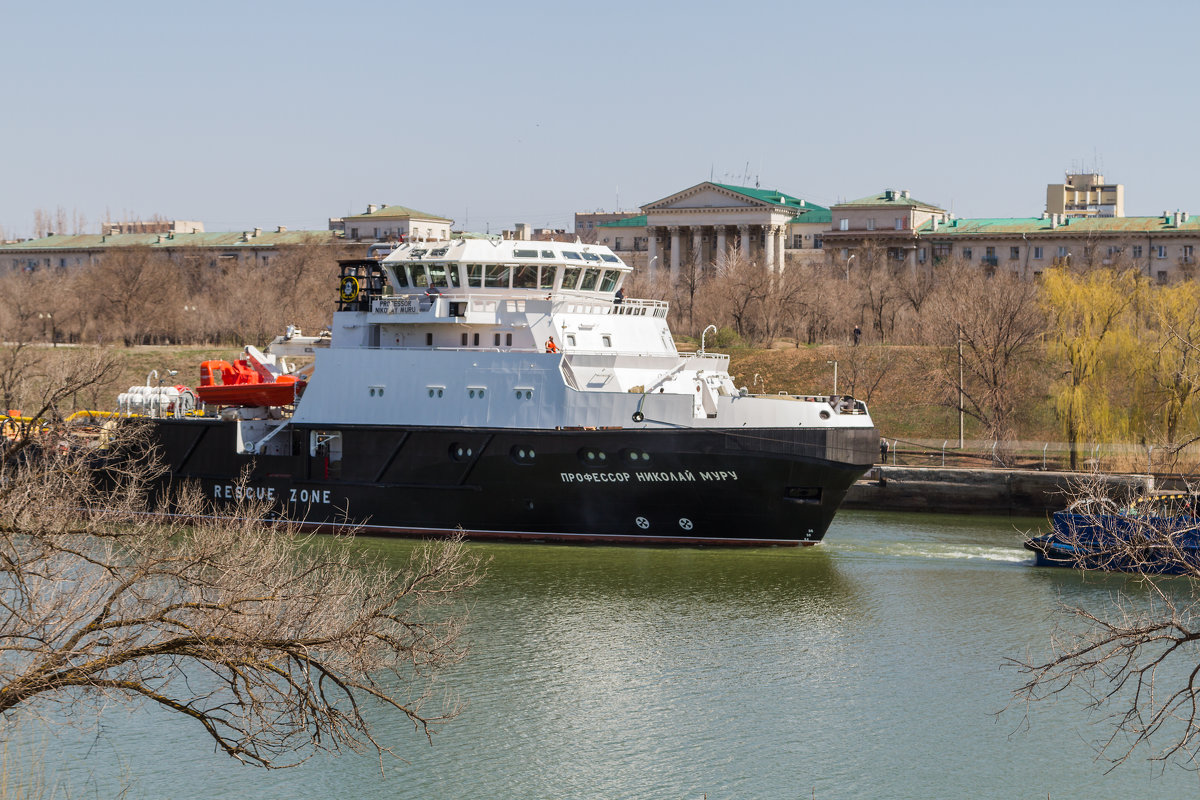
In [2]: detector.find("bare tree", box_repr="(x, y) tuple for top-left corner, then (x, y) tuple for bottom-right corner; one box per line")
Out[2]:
(925, 263), (1045, 448)
(1012, 487), (1200, 768)
(0, 359), (483, 769)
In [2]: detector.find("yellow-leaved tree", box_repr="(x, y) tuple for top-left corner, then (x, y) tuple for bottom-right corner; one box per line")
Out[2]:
(1040, 267), (1143, 470)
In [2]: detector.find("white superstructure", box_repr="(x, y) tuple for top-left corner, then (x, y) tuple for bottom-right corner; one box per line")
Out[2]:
(286, 238), (871, 436)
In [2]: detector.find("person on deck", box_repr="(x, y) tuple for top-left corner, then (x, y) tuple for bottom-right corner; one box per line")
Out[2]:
(545, 336), (559, 353)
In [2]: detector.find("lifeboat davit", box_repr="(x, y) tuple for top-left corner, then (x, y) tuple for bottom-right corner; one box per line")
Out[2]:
(195, 345), (306, 407)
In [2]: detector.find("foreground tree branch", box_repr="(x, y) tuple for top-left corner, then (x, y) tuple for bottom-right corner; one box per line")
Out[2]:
(1012, 483), (1200, 769)
(0, 408), (483, 769)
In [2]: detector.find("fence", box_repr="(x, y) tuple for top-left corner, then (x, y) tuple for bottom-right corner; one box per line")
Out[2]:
(878, 437), (1200, 477)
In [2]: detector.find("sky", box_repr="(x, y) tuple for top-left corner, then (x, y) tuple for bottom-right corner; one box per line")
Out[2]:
(2, 0), (1197, 239)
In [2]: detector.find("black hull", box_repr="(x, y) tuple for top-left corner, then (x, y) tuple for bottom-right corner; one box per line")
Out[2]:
(146, 420), (878, 546)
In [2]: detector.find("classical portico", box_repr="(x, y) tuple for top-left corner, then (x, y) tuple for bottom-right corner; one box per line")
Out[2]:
(642, 182), (822, 279)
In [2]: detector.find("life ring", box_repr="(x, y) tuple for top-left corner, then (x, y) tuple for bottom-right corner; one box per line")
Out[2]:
(339, 276), (361, 303)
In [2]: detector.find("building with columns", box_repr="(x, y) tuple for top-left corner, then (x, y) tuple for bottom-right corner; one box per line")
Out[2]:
(596, 182), (829, 277)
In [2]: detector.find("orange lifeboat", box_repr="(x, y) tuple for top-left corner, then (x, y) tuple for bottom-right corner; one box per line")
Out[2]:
(195, 351), (306, 408)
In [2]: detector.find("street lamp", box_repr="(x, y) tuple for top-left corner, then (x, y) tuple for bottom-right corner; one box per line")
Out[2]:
(845, 253), (855, 281)
(37, 312), (54, 346)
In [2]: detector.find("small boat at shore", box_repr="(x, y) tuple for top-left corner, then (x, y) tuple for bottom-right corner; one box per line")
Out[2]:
(1025, 493), (1200, 574)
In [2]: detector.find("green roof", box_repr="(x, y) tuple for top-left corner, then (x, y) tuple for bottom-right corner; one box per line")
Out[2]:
(916, 215), (1200, 236)
(0, 230), (342, 252)
(711, 183), (829, 217)
(341, 204), (451, 223)
(597, 214), (647, 228)
(839, 189), (944, 210)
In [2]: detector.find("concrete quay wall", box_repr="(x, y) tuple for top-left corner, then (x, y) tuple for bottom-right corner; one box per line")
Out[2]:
(843, 466), (1154, 516)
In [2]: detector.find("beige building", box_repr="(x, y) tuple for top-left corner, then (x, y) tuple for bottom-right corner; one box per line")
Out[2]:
(0, 228), (346, 273)
(914, 211), (1199, 283)
(597, 182), (830, 277)
(574, 211), (641, 242)
(329, 204), (453, 242)
(821, 189), (949, 271)
(1046, 172), (1124, 218)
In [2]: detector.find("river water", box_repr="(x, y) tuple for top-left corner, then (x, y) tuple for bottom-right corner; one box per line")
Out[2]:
(20, 510), (1200, 798)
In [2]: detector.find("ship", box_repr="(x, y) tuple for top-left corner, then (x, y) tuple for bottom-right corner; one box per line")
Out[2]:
(132, 239), (879, 546)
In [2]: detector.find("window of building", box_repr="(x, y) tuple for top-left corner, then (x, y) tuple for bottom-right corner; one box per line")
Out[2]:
(894, 218), (904, 230)
(1057, 246), (1068, 258)
(1132, 245), (1143, 259)
(962, 247), (973, 260)
(792, 235), (803, 249)
(866, 218), (876, 231)
(813, 235), (823, 249)
(1158, 270), (1169, 284)
(1157, 245), (1168, 259)
(917, 247), (927, 263)
(425, 332), (433, 346)
(1033, 247), (1043, 259)
(985, 246), (996, 258)
(1009, 247), (1020, 260)
(1184, 245), (1194, 261)
(838, 219), (849, 231)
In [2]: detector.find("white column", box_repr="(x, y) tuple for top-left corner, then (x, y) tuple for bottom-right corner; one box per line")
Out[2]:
(646, 228), (658, 278)
(739, 225), (751, 262)
(669, 226), (681, 282)
(776, 226), (786, 272)
(692, 228), (703, 271)
(764, 226), (776, 272)
(716, 227), (727, 263)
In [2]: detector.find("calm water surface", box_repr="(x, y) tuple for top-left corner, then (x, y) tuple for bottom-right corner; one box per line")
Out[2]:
(22, 510), (1200, 798)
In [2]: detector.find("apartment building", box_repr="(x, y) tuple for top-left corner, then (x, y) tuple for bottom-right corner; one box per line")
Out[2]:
(1046, 172), (1124, 218)
(915, 211), (1198, 283)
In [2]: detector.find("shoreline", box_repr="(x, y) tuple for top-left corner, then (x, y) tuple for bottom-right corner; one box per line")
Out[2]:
(843, 465), (1154, 516)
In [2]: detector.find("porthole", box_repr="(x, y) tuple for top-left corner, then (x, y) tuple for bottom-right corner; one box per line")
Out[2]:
(449, 443), (475, 462)
(577, 447), (608, 466)
(622, 449), (650, 463)
(469, 389), (476, 399)
(510, 445), (536, 464)
(819, 409), (831, 420)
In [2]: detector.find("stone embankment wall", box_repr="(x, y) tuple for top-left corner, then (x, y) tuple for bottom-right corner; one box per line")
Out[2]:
(844, 466), (1154, 516)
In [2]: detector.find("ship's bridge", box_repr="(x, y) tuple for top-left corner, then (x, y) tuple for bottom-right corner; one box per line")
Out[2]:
(381, 238), (630, 299)
(333, 238), (674, 358)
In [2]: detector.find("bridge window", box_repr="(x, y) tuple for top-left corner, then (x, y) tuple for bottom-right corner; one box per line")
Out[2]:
(561, 267), (581, 290)
(485, 265), (511, 287)
(513, 265), (537, 288)
(580, 269), (601, 291)
(538, 266), (556, 290)
(599, 270), (619, 292)
(467, 263), (484, 286)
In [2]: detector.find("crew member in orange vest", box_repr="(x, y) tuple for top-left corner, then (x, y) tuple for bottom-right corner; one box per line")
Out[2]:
(545, 336), (559, 353)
